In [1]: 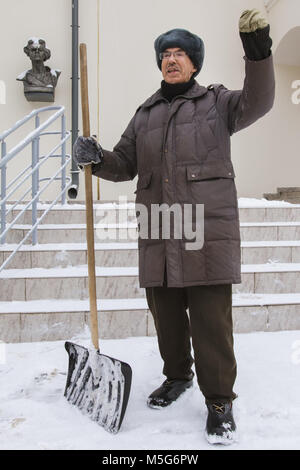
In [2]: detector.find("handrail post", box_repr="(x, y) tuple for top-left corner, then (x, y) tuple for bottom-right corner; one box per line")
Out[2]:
(61, 113), (66, 205)
(1, 140), (7, 244)
(31, 114), (40, 245)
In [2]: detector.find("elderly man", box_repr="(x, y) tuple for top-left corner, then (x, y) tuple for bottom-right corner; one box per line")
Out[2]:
(74, 9), (275, 445)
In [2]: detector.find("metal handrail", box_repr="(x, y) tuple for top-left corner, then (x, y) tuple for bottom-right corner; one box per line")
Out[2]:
(0, 107), (65, 165)
(0, 106), (71, 271)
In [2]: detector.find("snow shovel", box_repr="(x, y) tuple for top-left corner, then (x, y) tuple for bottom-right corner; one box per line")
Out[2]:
(64, 43), (132, 434)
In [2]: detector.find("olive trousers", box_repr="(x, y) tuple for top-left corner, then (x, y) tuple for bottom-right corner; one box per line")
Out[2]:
(145, 282), (237, 404)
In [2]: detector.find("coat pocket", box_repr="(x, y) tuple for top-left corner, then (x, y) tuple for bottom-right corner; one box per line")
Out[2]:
(186, 164), (235, 181)
(186, 164), (237, 218)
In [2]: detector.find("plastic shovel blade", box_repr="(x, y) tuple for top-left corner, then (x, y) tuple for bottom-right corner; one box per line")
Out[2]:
(64, 341), (132, 434)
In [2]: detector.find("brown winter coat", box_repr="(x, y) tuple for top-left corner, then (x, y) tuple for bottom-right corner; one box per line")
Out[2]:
(93, 54), (275, 288)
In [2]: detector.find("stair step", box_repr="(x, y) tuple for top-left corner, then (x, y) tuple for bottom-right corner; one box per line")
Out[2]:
(1, 242), (138, 268)
(5, 199), (300, 225)
(1, 293), (300, 342)
(6, 203), (136, 225)
(5, 221), (300, 244)
(3, 240), (300, 268)
(241, 241), (300, 263)
(240, 222), (300, 241)
(6, 223), (138, 244)
(0, 266), (142, 301)
(2, 264), (300, 300)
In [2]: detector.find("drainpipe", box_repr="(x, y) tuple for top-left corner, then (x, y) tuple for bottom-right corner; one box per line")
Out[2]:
(68, 0), (80, 199)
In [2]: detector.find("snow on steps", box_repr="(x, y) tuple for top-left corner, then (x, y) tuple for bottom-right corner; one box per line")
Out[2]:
(2, 198), (300, 341)
(6, 221), (300, 244)
(6, 197), (300, 225)
(2, 240), (300, 269)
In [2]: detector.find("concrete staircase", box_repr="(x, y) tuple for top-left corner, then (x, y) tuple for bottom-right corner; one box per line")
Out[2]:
(1, 200), (300, 342)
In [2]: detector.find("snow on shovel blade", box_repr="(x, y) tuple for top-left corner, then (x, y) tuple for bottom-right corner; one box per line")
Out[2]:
(64, 341), (132, 434)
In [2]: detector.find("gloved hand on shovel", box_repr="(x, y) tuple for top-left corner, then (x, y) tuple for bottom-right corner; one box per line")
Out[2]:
(239, 9), (273, 61)
(73, 135), (103, 170)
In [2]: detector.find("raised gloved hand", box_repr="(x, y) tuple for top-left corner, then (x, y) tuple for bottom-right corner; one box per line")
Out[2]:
(239, 9), (268, 32)
(239, 9), (272, 61)
(73, 135), (103, 170)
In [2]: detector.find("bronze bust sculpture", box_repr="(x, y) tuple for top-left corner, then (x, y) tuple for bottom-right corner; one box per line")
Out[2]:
(17, 38), (61, 102)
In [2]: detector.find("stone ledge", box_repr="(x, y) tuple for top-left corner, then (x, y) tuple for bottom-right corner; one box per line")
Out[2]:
(264, 187), (300, 204)
(1, 304), (300, 343)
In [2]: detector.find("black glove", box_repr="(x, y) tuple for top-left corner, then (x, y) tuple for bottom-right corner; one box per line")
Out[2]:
(73, 135), (103, 170)
(240, 24), (272, 61)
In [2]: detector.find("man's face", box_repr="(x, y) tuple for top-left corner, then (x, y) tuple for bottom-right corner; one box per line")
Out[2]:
(161, 47), (196, 84)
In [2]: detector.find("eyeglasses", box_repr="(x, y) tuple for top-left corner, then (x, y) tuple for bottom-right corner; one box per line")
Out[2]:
(159, 51), (187, 60)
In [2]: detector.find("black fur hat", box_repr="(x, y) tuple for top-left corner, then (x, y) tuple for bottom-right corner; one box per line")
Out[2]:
(154, 28), (205, 77)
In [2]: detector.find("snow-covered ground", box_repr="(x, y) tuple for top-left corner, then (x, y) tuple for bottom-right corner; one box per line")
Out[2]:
(1, 328), (300, 450)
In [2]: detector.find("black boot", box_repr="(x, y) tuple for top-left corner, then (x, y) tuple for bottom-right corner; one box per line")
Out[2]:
(147, 376), (193, 409)
(205, 402), (237, 445)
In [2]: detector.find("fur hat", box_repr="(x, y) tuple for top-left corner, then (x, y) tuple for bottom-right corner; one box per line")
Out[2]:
(154, 28), (205, 77)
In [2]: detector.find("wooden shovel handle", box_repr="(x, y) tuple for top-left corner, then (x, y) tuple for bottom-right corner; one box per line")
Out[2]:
(79, 43), (99, 351)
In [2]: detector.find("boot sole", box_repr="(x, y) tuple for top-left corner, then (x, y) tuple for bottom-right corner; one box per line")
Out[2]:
(147, 400), (169, 409)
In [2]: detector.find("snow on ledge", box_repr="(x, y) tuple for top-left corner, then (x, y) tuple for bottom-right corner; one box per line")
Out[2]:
(238, 198), (300, 208)
(2, 263), (300, 279)
(6, 202), (136, 211)
(2, 240), (300, 253)
(0, 265), (139, 278)
(1, 293), (300, 314)
(6, 198), (300, 211)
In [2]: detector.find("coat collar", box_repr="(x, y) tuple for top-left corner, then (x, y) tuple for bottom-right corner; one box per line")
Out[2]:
(141, 81), (208, 109)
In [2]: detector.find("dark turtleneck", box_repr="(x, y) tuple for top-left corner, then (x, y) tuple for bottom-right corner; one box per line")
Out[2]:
(161, 78), (195, 102)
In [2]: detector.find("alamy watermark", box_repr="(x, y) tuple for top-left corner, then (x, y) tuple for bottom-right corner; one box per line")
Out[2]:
(0, 80), (6, 104)
(95, 196), (204, 250)
(291, 80), (300, 105)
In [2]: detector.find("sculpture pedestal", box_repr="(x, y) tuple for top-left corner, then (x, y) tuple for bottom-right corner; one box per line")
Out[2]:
(24, 91), (55, 102)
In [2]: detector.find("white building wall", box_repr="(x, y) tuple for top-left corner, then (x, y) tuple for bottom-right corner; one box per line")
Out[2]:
(0, 0), (299, 201)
